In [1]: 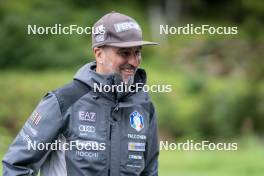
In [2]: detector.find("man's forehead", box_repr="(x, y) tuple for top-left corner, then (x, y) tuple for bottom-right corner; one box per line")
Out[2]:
(101, 45), (142, 52)
(116, 46), (142, 51)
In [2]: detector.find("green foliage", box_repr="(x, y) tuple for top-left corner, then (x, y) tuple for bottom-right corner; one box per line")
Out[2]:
(143, 38), (264, 138)
(0, 0), (151, 70)
(0, 0), (97, 69)
(0, 70), (73, 134)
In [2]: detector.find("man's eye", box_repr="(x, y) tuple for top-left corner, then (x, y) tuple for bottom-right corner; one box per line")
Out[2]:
(120, 51), (130, 57)
(135, 51), (141, 56)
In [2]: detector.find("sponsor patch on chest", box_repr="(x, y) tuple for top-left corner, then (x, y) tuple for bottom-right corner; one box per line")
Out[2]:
(130, 111), (144, 132)
(128, 142), (145, 152)
(79, 111), (96, 122)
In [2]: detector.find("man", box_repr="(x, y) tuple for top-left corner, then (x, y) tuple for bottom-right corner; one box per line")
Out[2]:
(2, 12), (159, 176)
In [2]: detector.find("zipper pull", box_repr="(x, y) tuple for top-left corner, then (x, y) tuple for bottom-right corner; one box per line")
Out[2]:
(114, 103), (119, 111)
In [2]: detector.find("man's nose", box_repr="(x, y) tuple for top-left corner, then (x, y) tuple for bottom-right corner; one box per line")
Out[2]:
(127, 52), (140, 67)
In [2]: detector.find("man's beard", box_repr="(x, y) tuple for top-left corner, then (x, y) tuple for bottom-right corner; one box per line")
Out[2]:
(119, 64), (137, 85)
(122, 75), (135, 85)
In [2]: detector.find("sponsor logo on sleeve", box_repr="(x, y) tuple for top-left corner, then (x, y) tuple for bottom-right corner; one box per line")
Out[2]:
(25, 123), (38, 136)
(31, 112), (42, 125)
(20, 130), (32, 144)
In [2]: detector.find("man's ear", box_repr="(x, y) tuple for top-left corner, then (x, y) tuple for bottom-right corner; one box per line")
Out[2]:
(93, 47), (104, 64)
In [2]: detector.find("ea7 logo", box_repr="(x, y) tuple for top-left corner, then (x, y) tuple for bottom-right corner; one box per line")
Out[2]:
(79, 111), (96, 122)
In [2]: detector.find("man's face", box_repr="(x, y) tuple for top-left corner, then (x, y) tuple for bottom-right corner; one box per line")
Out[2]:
(98, 46), (142, 84)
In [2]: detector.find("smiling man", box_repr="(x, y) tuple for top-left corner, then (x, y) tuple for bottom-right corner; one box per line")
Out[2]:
(3, 12), (159, 176)
(94, 46), (142, 85)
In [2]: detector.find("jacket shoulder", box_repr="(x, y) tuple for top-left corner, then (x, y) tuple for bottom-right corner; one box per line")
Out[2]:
(134, 91), (156, 118)
(52, 79), (91, 114)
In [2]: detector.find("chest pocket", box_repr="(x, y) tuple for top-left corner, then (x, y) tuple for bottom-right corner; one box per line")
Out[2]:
(63, 95), (109, 175)
(67, 95), (108, 141)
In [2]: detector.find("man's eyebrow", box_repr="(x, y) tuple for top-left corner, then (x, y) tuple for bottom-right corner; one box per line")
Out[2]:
(117, 48), (130, 52)
(117, 47), (142, 52)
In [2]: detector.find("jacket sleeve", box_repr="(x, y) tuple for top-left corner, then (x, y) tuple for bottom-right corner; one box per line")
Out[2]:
(141, 103), (159, 176)
(2, 92), (64, 176)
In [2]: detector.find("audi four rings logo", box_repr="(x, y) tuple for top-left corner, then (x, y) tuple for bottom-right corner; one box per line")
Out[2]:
(79, 125), (95, 133)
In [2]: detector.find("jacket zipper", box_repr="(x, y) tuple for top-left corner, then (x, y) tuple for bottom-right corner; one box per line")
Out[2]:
(109, 86), (118, 176)
(108, 103), (118, 176)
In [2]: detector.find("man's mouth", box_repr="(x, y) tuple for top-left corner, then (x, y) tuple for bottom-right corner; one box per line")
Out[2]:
(121, 68), (135, 76)
(120, 64), (136, 76)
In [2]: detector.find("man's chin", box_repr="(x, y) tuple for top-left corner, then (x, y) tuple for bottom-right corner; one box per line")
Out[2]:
(122, 75), (135, 85)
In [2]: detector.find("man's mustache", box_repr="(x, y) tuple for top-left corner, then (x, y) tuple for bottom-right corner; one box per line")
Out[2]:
(120, 64), (136, 71)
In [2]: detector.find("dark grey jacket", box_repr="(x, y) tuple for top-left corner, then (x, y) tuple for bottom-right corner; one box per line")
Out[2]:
(2, 62), (159, 176)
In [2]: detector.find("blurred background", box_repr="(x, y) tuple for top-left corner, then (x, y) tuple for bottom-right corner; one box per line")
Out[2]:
(0, 0), (263, 175)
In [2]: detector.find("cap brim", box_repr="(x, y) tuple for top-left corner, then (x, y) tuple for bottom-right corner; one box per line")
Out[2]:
(105, 41), (158, 48)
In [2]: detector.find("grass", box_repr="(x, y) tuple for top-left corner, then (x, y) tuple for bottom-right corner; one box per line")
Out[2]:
(1, 139), (264, 175)
(159, 136), (264, 176)
(159, 146), (264, 176)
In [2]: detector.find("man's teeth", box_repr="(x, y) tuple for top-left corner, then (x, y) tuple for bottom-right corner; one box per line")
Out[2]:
(124, 69), (133, 72)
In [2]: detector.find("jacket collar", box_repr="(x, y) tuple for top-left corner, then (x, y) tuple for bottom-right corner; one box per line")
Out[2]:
(74, 61), (147, 101)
